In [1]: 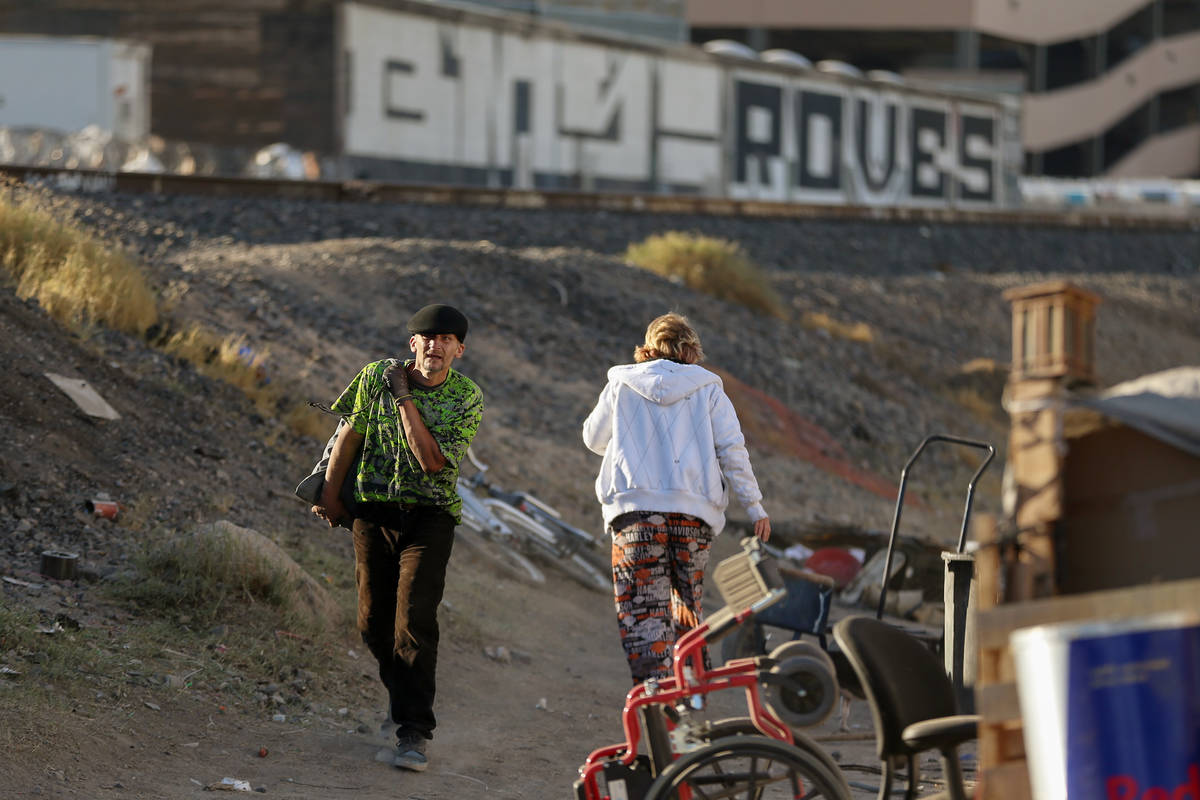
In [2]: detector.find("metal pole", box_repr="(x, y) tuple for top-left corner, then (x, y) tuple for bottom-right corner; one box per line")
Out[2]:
(876, 434), (996, 619)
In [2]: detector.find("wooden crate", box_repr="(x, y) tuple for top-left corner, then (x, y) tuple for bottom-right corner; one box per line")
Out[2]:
(973, 576), (1200, 800)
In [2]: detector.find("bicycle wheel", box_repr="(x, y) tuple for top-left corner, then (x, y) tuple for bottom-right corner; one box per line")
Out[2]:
(482, 498), (610, 592)
(644, 735), (852, 800)
(558, 550), (612, 594)
(454, 526), (546, 586)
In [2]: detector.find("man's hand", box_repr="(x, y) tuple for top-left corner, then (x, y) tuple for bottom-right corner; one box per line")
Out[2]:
(312, 480), (348, 528)
(383, 360), (410, 399)
(753, 517), (771, 543)
(311, 500), (347, 528)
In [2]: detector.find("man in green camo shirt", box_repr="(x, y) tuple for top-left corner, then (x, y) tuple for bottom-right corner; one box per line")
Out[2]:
(312, 303), (482, 773)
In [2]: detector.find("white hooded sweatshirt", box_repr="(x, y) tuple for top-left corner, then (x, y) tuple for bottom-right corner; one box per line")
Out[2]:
(582, 359), (767, 535)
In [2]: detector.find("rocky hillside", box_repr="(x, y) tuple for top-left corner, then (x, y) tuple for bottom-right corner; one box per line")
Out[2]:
(0, 183), (1196, 799)
(2, 187), (1197, 570)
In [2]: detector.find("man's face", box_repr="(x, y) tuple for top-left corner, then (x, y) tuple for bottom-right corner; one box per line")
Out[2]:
(410, 332), (464, 375)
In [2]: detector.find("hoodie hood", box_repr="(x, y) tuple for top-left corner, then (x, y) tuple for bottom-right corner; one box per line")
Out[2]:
(607, 360), (720, 405)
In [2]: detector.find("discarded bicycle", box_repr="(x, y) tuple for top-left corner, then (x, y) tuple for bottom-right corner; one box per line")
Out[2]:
(457, 449), (611, 593)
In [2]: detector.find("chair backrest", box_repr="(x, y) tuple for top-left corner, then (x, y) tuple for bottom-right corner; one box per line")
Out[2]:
(756, 568), (833, 636)
(833, 615), (959, 759)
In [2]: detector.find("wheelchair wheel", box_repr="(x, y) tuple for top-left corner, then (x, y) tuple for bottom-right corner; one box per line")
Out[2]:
(720, 620), (764, 664)
(763, 654), (838, 730)
(767, 640), (835, 676)
(644, 735), (852, 800)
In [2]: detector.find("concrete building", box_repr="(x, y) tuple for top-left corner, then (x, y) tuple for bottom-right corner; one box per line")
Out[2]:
(453, 0), (688, 41)
(687, 0), (1200, 178)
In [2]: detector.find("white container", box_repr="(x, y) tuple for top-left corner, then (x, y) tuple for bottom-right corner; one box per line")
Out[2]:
(0, 35), (151, 140)
(1011, 612), (1200, 800)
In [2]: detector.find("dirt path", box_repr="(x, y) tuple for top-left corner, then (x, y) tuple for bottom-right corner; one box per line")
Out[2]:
(2, 533), (944, 800)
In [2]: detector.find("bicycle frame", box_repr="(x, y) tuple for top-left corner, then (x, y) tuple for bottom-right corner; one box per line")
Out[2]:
(575, 593), (795, 800)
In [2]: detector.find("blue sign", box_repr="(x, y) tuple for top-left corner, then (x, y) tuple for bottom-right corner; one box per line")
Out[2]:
(1065, 624), (1200, 799)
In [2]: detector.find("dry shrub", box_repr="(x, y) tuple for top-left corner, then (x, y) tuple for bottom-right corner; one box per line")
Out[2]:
(624, 231), (784, 318)
(801, 311), (874, 343)
(112, 521), (339, 634)
(162, 324), (280, 410)
(0, 188), (158, 335)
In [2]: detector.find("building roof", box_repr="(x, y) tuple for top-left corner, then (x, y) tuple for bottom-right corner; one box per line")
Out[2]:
(1074, 367), (1200, 458)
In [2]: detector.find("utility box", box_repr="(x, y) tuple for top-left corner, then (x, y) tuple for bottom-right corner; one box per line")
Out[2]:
(0, 35), (151, 141)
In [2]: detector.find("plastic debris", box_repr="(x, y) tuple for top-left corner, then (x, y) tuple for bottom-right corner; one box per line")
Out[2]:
(207, 777), (252, 792)
(484, 645), (512, 664)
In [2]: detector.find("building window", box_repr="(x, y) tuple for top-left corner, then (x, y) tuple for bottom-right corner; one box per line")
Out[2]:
(1105, 4), (1155, 71)
(1045, 38), (1094, 91)
(1164, 0), (1200, 36)
(1103, 101), (1154, 169)
(1158, 84), (1200, 133)
(1041, 141), (1089, 176)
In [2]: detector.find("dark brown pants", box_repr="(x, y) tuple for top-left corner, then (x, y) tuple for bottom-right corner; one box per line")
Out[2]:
(352, 504), (456, 740)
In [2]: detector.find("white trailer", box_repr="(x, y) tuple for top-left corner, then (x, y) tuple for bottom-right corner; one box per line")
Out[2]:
(0, 35), (151, 141)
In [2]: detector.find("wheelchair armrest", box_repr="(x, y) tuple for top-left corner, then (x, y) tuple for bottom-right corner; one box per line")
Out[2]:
(901, 714), (979, 753)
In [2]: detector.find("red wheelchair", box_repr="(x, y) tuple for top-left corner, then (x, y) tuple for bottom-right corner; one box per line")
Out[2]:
(573, 540), (854, 800)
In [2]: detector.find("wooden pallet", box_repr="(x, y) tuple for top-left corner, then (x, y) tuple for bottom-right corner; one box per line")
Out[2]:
(973, 576), (1200, 800)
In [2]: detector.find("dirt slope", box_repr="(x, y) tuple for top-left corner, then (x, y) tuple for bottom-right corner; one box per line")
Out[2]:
(0, 184), (1197, 799)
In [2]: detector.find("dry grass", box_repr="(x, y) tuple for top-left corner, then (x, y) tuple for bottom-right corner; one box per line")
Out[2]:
(161, 324), (282, 413)
(625, 231), (784, 318)
(0, 187), (159, 335)
(801, 311), (874, 343)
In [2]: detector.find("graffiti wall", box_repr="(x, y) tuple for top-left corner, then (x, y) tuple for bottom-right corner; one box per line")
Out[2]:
(342, 2), (1020, 207)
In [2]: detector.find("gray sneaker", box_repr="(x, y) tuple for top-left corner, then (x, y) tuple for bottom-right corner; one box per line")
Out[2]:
(375, 732), (428, 772)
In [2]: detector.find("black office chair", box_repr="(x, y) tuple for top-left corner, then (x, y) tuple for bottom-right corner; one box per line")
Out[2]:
(832, 616), (979, 800)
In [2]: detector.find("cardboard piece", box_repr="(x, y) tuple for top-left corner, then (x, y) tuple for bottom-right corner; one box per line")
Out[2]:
(44, 373), (120, 420)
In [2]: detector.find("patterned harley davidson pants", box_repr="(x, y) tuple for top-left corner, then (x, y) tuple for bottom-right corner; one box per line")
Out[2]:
(611, 511), (714, 683)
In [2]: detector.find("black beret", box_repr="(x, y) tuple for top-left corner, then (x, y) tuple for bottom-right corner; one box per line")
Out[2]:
(407, 304), (469, 341)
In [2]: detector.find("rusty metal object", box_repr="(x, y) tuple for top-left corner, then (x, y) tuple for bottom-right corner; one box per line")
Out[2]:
(39, 550), (78, 581)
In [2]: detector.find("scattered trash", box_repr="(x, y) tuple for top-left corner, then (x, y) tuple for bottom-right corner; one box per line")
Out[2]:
(535, 697), (549, 711)
(162, 673), (186, 689)
(783, 543), (814, 562)
(206, 777), (253, 792)
(0, 666), (21, 678)
(272, 713), (287, 723)
(43, 372), (121, 420)
(805, 548), (863, 589)
(484, 645), (512, 664)
(144, 701), (161, 711)
(3, 576), (43, 590)
(257, 746), (268, 758)
(54, 613), (82, 630)
(86, 499), (121, 520)
(36, 621), (64, 635)
(40, 551), (79, 581)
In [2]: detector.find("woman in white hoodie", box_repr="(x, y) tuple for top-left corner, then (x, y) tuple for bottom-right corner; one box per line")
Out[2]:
(583, 312), (771, 683)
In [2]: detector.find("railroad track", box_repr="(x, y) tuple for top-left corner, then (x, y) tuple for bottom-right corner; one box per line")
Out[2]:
(1, 163), (1196, 231)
